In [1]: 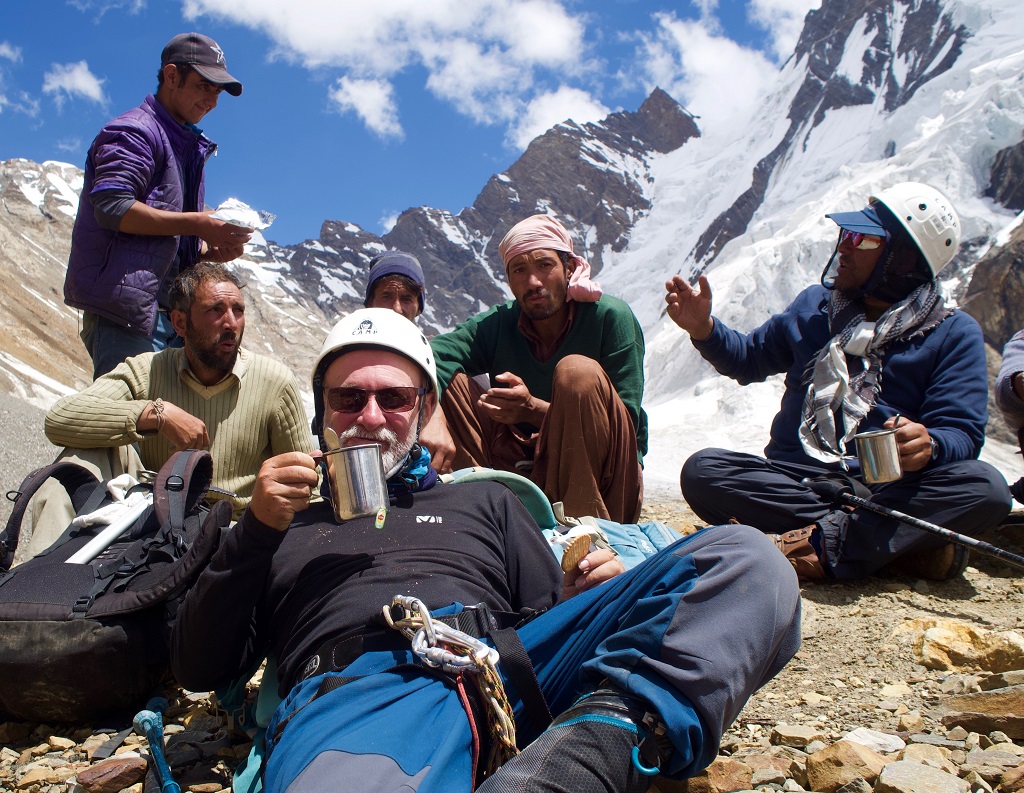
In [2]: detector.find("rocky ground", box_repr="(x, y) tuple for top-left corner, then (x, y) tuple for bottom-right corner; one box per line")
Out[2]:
(2, 424), (1024, 792)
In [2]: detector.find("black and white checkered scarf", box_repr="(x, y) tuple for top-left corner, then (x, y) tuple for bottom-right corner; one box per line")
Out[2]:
(798, 281), (951, 464)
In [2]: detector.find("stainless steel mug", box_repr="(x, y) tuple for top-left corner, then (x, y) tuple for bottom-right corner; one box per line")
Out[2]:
(852, 428), (902, 484)
(321, 443), (388, 522)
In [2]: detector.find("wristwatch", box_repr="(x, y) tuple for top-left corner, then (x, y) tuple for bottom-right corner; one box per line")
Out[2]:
(929, 436), (939, 460)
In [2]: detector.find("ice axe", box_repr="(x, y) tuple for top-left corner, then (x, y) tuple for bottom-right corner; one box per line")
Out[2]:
(133, 697), (180, 793)
(802, 476), (1024, 572)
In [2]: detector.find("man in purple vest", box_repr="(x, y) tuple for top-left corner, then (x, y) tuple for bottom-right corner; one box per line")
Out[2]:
(64, 32), (250, 379)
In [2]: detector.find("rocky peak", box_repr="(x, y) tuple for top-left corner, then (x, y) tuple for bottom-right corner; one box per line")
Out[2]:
(986, 136), (1024, 213)
(259, 86), (698, 333)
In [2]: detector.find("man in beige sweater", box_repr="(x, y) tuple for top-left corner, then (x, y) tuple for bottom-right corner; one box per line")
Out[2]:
(19, 263), (312, 561)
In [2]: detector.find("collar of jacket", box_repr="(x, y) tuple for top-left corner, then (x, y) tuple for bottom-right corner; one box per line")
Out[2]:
(142, 94), (217, 161)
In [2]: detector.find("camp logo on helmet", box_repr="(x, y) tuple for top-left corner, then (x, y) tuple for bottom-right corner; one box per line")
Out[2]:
(352, 319), (378, 336)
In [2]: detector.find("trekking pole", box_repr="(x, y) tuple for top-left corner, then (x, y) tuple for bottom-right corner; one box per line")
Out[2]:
(134, 697), (180, 793)
(802, 477), (1024, 571)
(65, 492), (154, 564)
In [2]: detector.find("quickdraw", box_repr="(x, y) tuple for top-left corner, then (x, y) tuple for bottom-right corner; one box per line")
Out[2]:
(383, 595), (519, 772)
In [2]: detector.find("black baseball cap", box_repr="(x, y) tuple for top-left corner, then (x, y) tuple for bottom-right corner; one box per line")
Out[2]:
(161, 33), (242, 96)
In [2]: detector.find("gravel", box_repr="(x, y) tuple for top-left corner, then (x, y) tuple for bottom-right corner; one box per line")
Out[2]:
(2, 393), (1024, 791)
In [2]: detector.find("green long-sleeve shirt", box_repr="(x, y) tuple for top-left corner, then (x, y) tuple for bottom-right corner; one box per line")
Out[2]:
(430, 296), (648, 458)
(45, 347), (313, 516)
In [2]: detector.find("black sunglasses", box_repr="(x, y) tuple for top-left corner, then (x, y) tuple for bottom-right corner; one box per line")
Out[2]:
(326, 386), (425, 414)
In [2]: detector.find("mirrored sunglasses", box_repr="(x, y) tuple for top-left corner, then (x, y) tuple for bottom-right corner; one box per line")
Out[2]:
(326, 386), (426, 414)
(839, 229), (884, 250)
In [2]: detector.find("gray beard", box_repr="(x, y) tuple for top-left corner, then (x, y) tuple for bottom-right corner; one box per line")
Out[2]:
(338, 425), (415, 478)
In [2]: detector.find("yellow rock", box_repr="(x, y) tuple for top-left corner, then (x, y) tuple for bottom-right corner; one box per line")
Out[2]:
(806, 739), (890, 793)
(893, 618), (1024, 672)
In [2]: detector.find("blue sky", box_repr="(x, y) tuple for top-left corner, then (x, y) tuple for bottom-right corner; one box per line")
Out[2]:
(0, 0), (817, 245)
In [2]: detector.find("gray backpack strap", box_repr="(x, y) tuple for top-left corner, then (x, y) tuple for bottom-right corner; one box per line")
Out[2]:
(1, 462), (102, 572)
(154, 449), (213, 533)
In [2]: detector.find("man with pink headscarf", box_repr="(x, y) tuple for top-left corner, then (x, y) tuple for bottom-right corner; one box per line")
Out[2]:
(430, 214), (647, 522)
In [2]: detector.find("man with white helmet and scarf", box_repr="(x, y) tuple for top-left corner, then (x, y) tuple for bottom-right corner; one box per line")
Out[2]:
(172, 308), (801, 793)
(666, 182), (1011, 581)
(430, 214), (647, 523)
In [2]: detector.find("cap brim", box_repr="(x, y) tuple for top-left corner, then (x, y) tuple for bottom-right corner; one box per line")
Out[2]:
(192, 64), (243, 96)
(825, 208), (886, 236)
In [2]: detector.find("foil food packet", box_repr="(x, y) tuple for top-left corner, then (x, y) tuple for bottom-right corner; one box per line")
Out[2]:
(210, 197), (276, 232)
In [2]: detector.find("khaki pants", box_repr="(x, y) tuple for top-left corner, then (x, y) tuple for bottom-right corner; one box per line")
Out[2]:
(13, 446), (146, 566)
(441, 355), (642, 523)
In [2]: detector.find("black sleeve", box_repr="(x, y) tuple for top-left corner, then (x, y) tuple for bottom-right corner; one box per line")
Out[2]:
(170, 510), (284, 691)
(498, 490), (563, 613)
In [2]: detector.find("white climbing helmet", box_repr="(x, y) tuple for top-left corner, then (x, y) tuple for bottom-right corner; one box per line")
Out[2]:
(871, 182), (961, 276)
(312, 308), (438, 395)
(310, 308), (438, 439)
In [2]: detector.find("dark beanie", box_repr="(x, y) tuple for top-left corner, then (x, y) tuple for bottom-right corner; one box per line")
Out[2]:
(364, 251), (426, 312)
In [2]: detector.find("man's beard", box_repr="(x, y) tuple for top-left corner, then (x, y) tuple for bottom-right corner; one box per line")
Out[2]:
(186, 320), (242, 373)
(338, 425), (416, 478)
(518, 282), (567, 322)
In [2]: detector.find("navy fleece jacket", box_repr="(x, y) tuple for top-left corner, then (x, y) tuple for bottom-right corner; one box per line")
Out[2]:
(691, 285), (988, 470)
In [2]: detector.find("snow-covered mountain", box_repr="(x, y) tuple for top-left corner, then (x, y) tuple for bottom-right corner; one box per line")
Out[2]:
(600, 0), (1024, 492)
(1, 0), (1022, 495)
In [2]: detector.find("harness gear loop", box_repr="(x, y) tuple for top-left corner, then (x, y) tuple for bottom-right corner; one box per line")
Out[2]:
(383, 595), (520, 773)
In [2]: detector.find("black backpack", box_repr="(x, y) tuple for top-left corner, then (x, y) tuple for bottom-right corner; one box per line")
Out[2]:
(0, 449), (231, 723)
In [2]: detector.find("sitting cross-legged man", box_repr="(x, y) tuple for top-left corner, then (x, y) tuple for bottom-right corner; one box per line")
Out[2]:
(667, 183), (1011, 582)
(430, 214), (648, 523)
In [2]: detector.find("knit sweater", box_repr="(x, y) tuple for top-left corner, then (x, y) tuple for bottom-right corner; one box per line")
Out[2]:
(430, 295), (648, 457)
(45, 347), (313, 515)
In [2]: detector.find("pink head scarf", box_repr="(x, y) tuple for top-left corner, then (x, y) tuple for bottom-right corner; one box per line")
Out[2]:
(497, 215), (603, 302)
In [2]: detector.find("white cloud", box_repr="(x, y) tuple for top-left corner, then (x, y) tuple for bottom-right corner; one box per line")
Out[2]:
(328, 76), (403, 140)
(56, 137), (83, 153)
(179, 0), (814, 150)
(0, 42), (23, 114)
(508, 86), (610, 150)
(749, 0), (821, 62)
(379, 211), (399, 233)
(182, 0), (586, 144)
(635, 12), (779, 135)
(68, 0), (146, 17)
(492, 0), (586, 68)
(0, 85), (40, 117)
(0, 41), (22, 62)
(42, 61), (108, 109)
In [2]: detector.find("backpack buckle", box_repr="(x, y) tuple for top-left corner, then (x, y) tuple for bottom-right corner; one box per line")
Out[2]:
(72, 595), (95, 615)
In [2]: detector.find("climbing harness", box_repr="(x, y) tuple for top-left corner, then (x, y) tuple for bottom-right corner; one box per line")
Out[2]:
(384, 595), (519, 772)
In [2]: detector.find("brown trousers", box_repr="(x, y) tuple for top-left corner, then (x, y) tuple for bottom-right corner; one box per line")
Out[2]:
(441, 355), (642, 523)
